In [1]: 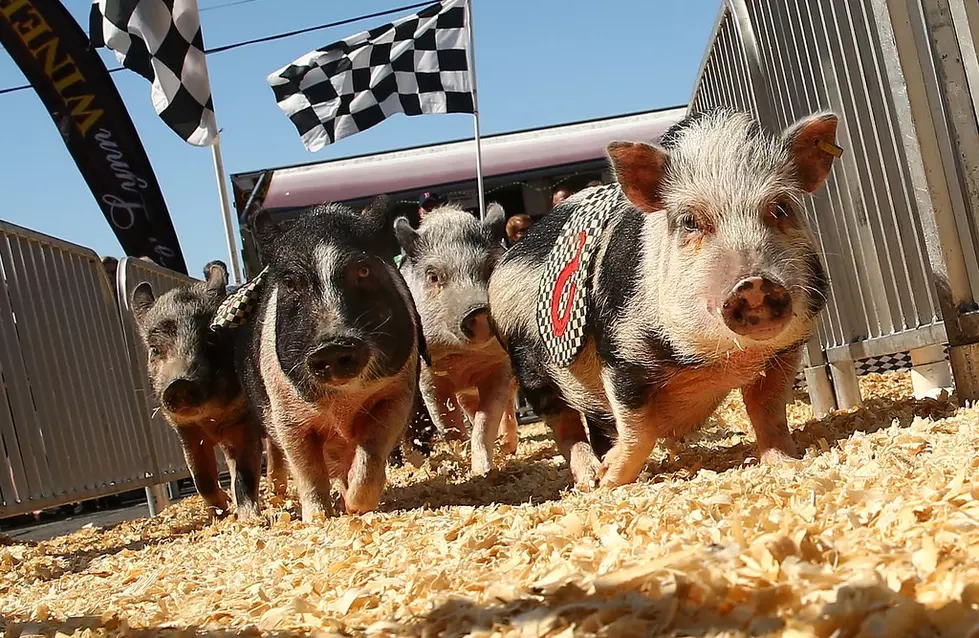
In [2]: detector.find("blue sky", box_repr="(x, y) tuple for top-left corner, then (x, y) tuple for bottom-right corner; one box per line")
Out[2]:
(0, 0), (719, 276)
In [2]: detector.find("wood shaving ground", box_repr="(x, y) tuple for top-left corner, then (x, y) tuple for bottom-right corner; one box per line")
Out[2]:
(3, 373), (978, 637)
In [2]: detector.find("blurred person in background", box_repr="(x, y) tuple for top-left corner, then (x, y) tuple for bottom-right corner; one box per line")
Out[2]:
(552, 186), (572, 208)
(505, 214), (533, 248)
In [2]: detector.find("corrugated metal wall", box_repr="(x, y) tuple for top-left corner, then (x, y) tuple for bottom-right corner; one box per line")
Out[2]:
(0, 222), (158, 515)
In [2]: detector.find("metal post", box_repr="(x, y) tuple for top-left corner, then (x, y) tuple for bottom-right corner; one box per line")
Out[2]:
(145, 484), (170, 517)
(210, 131), (245, 285)
(878, 0), (979, 403)
(910, 344), (954, 399)
(464, 0), (487, 221)
(830, 359), (863, 409)
(804, 363), (838, 418)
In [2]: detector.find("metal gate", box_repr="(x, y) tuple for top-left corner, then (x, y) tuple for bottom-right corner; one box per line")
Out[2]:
(0, 222), (159, 517)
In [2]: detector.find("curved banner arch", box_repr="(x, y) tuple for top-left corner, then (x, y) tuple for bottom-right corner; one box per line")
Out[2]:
(0, 0), (187, 274)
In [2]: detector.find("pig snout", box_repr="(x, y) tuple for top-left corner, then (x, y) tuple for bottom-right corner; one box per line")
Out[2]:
(720, 276), (793, 341)
(162, 378), (205, 413)
(460, 305), (492, 344)
(306, 338), (370, 385)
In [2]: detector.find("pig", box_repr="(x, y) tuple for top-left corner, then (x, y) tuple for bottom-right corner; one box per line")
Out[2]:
(395, 203), (518, 475)
(488, 108), (840, 489)
(236, 199), (425, 521)
(131, 266), (267, 520)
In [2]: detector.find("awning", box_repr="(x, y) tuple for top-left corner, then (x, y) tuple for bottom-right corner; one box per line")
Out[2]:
(261, 106), (686, 209)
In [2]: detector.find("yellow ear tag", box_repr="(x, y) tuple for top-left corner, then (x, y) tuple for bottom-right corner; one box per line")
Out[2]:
(817, 139), (844, 157)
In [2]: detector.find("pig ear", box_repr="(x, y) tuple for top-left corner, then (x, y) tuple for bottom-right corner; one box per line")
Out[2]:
(363, 195), (401, 259)
(606, 141), (669, 213)
(783, 112), (841, 193)
(482, 203), (506, 242)
(203, 261), (228, 295)
(363, 194), (391, 221)
(251, 209), (280, 248)
(394, 217), (420, 257)
(131, 282), (156, 325)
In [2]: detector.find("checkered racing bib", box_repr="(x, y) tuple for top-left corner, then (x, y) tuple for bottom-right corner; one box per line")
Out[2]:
(536, 184), (623, 367)
(210, 267), (269, 331)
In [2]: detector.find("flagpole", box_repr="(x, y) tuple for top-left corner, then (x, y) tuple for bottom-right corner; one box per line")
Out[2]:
(210, 128), (245, 285)
(464, 0), (486, 221)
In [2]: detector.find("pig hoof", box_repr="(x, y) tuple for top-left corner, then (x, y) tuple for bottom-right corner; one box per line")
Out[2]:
(301, 508), (328, 524)
(760, 447), (800, 465)
(499, 437), (518, 457)
(236, 503), (262, 522)
(570, 459), (601, 491)
(472, 455), (493, 476)
(207, 507), (229, 522)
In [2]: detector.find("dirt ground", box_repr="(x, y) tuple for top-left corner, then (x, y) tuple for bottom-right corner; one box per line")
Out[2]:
(2, 373), (978, 637)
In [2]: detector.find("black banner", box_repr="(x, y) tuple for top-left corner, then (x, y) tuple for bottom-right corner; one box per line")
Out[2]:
(0, 0), (187, 274)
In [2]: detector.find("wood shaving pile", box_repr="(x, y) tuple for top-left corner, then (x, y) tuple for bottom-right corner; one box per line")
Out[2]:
(3, 373), (979, 637)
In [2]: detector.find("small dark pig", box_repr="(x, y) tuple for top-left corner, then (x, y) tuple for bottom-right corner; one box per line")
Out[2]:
(395, 203), (517, 475)
(489, 109), (841, 488)
(237, 200), (423, 521)
(131, 266), (267, 519)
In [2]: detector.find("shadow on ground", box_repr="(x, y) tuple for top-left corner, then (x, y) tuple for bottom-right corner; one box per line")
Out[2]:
(383, 445), (573, 513)
(392, 580), (979, 638)
(384, 393), (957, 512)
(650, 394), (957, 481)
(33, 512), (213, 579)
(7, 579), (974, 637)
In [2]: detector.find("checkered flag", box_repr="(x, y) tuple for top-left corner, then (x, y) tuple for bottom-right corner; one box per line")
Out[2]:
(90, 0), (218, 146)
(211, 267), (268, 331)
(268, 0), (474, 152)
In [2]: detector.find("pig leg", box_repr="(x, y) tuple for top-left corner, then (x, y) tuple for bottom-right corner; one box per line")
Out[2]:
(279, 430), (334, 522)
(498, 400), (519, 457)
(598, 369), (659, 488)
(176, 426), (230, 517)
(584, 412), (616, 461)
(420, 367), (468, 441)
(219, 428), (263, 521)
(508, 349), (600, 487)
(550, 408), (602, 489)
(741, 349), (802, 464)
(265, 438), (289, 497)
(343, 394), (412, 514)
(469, 372), (512, 476)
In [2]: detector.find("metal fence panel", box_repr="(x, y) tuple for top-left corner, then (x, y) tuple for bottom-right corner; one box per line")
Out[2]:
(0, 222), (157, 517)
(116, 257), (225, 481)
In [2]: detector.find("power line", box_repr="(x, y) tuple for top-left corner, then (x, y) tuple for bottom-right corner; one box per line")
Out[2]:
(199, 0), (267, 12)
(206, 1), (431, 54)
(0, 0), (434, 97)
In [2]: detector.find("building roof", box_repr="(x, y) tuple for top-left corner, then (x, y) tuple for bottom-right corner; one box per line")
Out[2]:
(247, 105), (686, 210)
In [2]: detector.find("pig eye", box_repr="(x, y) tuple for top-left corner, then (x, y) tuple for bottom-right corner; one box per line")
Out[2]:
(680, 214), (701, 233)
(425, 269), (442, 285)
(769, 201), (792, 220)
(357, 264), (371, 279)
(149, 345), (164, 358)
(282, 275), (298, 294)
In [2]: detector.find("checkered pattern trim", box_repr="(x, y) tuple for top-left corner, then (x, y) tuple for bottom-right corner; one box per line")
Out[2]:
(210, 267), (268, 331)
(794, 351), (923, 390)
(267, 0), (473, 152)
(856, 352), (913, 375)
(90, 0), (217, 146)
(536, 184), (624, 367)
